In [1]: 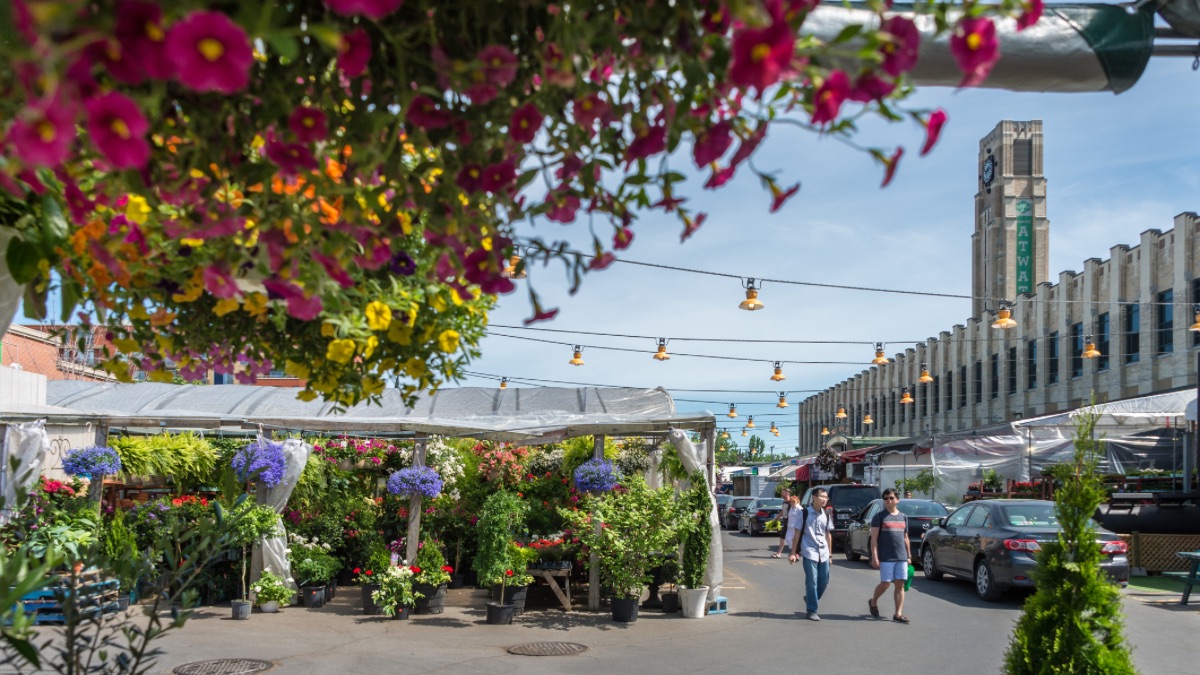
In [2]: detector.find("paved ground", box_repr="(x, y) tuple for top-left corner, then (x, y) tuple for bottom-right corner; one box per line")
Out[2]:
(25, 530), (1200, 674)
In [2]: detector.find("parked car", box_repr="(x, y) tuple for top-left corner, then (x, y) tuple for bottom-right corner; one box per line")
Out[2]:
(723, 497), (756, 530)
(920, 499), (1130, 601)
(715, 494), (733, 512)
(844, 499), (950, 565)
(800, 484), (881, 549)
(737, 497), (787, 535)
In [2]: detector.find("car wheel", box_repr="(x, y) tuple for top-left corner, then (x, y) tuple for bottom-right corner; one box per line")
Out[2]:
(922, 547), (943, 581)
(974, 559), (1003, 601)
(749, 522), (758, 536)
(845, 538), (861, 562)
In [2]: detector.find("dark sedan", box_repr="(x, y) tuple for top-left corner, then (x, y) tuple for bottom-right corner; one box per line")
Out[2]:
(920, 499), (1130, 601)
(845, 499), (949, 566)
(737, 498), (786, 535)
(723, 497), (756, 530)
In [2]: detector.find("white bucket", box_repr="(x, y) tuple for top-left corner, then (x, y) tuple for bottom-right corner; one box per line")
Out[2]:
(680, 586), (709, 619)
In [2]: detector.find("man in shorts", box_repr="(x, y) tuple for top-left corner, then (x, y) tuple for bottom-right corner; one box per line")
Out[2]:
(868, 488), (911, 623)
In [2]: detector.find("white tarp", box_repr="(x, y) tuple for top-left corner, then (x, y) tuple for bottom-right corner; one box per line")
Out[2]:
(669, 429), (723, 601)
(251, 437), (312, 596)
(0, 419), (49, 525)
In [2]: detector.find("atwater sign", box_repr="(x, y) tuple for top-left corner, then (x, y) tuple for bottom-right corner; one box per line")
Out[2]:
(1015, 200), (1033, 295)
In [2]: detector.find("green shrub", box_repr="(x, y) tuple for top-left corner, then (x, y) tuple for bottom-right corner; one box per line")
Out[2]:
(680, 471), (711, 589)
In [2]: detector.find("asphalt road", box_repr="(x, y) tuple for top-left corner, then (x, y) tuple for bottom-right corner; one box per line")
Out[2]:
(80, 528), (1196, 674)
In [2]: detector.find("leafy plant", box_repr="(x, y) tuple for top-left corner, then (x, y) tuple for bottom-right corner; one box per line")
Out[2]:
(250, 570), (296, 606)
(679, 471), (712, 590)
(109, 433), (218, 489)
(372, 565), (422, 616)
(982, 468), (1004, 491)
(101, 510), (139, 594)
(1004, 409), (1136, 674)
(474, 491), (527, 586)
(411, 538), (452, 587)
(895, 469), (941, 497)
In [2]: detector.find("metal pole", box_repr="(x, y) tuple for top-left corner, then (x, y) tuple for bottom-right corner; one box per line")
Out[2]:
(588, 434), (605, 611)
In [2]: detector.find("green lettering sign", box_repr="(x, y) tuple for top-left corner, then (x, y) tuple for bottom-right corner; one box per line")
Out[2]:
(1015, 200), (1033, 294)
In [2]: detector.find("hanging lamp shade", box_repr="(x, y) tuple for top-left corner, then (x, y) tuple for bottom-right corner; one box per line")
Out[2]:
(499, 377), (508, 390)
(871, 342), (889, 366)
(835, 405), (847, 419)
(918, 362), (933, 383)
(746, 416), (756, 428)
(772, 429), (780, 437)
(652, 338), (670, 361)
(770, 361), (786, 381)
(900, 388), (914, 405)
(769, 422), (778, 433)
(1083, 335), (1101, 359)
(502, 254), (527, 279)
(777, 392), (789, 408)
(568, 345), (585, 366)
(820, 426), (830, 436)
(992, 303), (1017, 329)
(738, 278), (764, 311)
(863, 413), (874, 426)
(720, 429), (730, 439)
(727, 403), (738, 418)
(741, 428), (748, 437)
(1191, 305), (1200, 332)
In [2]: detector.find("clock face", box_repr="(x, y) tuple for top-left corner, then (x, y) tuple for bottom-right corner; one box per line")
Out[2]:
(982, 155), (996, 185)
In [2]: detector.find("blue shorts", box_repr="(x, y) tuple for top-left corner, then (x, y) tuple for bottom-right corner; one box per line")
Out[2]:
(879, 561), (908, 583)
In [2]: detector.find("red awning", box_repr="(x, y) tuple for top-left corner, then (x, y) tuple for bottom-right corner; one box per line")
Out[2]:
(793, 464), (812, 482)
(840, 447), (875, 462)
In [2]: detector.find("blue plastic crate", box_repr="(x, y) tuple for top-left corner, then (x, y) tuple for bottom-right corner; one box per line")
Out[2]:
(707, 596), (728, 614)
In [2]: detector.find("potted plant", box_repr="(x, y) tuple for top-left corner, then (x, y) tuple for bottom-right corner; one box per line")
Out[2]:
(492, 544), (536, 613)
(249, 570), (295, 613)
(475, 491), (527, 624)
(226, 499), (283, 620)
(657, 558), (681, 614)
(411, 538), (453, 614)
(982, 469), (1004, 492)
(679, 471), (712, 619)
(355, 545), (393, 615)
(372, 565), (421, 620)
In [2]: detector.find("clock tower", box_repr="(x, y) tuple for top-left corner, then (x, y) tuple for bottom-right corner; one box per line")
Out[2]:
(971, 120), (1050, 318)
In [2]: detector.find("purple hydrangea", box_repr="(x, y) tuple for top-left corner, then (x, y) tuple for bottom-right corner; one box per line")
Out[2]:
(231, 439), (287, 488)
(386, 466), (443, 498)
(574, 458), (619, 493)
(62, 445), (122, 478)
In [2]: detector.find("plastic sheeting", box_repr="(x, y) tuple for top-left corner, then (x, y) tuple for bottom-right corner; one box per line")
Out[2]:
(668, 429), (723, 601)
(45, 381), (713, 442)
(0, 420), (49, 525)
(252, 437), (312, 595)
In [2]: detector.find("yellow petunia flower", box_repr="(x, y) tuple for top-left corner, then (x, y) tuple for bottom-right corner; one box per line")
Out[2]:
(147, 369), (175, 383)
(430, 295), (447, 313)
(326, 338), (357, 364)
(285, 360), (311, 379)
(363, 335), (379, 359)
(243, 293), (268, 317)
(404, 357), (426, 378)
(387, 322), (413, 345)
(113, 338), (139, 354)
(297, 389), (318, 402)
(365, 301), (392, 331)
(180, 238), (204, 248)
(213, 298), (241, 316)
(396, 212), (413, 235)
(321, 322), (338, 337)
(125, 195), (152, 225)
(437, 329), (461, 353)
(362, 377), (384, 397)
(129, 305), (150, 320)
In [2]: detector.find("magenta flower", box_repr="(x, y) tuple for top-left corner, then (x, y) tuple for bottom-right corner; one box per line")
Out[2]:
(265, 140), (318, 176)
(203, 264), (239, 299)
(949, 17), (1000, 87)
(625, 123), (666, 168)
(324, 0), (404, 20)
(289, 107), (328, 142)
(509, 103), (543, 143)
(692, 120), (733, 167)
(879, 16), (920, 78)
(338, 27), (372, 78)
(88, 38), (144, 85)
(85, 92), (151, 170)
(728, 16), (795, 94)
(880, 146), (904, 188)
(613, 226), (634, 251)
(481, 160), (516, 193)
(848, 72), (896, 103)
(701, 4), (732, 34)
(523, 306), (559, 325)
(166, 10), (254, 93)
(810, 70), (850, 125)
(768, 181), (800, 213)
(680, 212), (707, 242)
(464, 84), (498, 105)
(1016, 0), (1044, 31)
(478, 45), (518, 88)
(263, 279), (323, 320)
(406, 95), (452, 130)
(313, 252), (355, 288)
(544, 190), (581, 224)
(463, 249), (516, 294)
(920, 109), (948, 156)
(572, 94), (608, 137)
(6, 98), (76, 167)
(116, 0), (171, 80)
(457, 164), (485, 193)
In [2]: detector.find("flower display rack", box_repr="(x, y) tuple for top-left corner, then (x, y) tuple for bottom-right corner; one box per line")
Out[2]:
(17, 570), (122, 625)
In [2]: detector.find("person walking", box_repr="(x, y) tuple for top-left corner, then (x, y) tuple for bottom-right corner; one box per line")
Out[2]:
(788, 488), (832, 621)
(868, 488), (912, 623)
(771, 489), (793, 558)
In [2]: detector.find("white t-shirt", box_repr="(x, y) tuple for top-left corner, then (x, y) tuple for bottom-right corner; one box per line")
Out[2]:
(788, 505), (831, 563)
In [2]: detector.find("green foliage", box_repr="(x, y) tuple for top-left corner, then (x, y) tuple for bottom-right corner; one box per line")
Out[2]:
(505, 543), (536, 586)
(560, 436), (619, 478)
(109, 432), (218, 490)
(250, 570), (295, 605)
(895, 469), (940, 497)
(100, 510), (139, 591)
(680, 471), (712, 589)
(982, 468), (1004, 490)
(560, 476), (680, 598)
(474, 491), (528, 586)
(372, 566), (422, 615)
(413, 538), (451, 587)
(364, 541), (393, 575)
(1003, 409), (1137, 675)
(614, 438), (650, 477)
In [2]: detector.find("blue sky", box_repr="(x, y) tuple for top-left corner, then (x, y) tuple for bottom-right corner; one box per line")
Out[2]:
(462, 29), (1200, 456)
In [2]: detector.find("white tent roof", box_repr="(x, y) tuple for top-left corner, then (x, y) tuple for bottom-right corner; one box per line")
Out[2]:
(43, 381), (714, 442)
(1012, 389), (1196, 430)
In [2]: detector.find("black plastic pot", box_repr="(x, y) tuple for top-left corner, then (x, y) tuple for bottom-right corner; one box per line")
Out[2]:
(611, 596), (639, 623)
(301, 585), (324, 608)
(491, 584), (529, 613)
(413, 583), (447, 614)
(448, 574), (466, 589)
(661, 592), (680, 613)
(485, 601), (515, 625)
(390, 604), (411, 620)
(361, 583), (383, 615)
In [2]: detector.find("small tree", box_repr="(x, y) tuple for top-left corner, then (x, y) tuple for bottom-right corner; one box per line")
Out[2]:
(679, 471), (712, 590)
(1003, 409), (1136, 674)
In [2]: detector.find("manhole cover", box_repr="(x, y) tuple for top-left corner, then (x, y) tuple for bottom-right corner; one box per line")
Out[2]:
(507, 642), (588, 657)
(173, 659), (274, 675)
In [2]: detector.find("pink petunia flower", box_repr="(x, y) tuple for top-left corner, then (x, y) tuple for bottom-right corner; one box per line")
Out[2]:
(728, 14), (795, 94)
(692, 120), (733, 168)
(1016, 0), (1044, 32)
(481, 160), (517, 193)
(509, 103), (543, 143)
(680, 212), (707, 242)
(701, 3), (732, 34)
(847, 72), (897, 103)
(544, 190), (581, 223)
(625, 123), (666, 168)
(88, 38), (145, 85)
(523, 306), (559, 325)
(406, 95), (452, 130)
(312, 252), (355, 288)
(879, 16), (920, 78)
(768, 181), (800, 213)
(612, 226), (634, 250)
(116, 0), (172, 80)
(6, 97), (77, 167)
(949, 17), (1000, 87)
(572, 94), (608, 137)
(265, 140), (318, 176)
(456, 164), (485, 193)
(263, 279), (323, 320)
(338, 27), (372, 78)
(85, 93), (151, 170)
(920, 109), (948, 156)
(478, 45), (518, 88)
(810, 70), (850, 126)
(289, 107), (328, 142)
(463, 249), (516, 295)
(880, 146), (904, 187)
(166, 10), (254, 93)
(324, 0), (404, 20)
(203, 264), (240, 299)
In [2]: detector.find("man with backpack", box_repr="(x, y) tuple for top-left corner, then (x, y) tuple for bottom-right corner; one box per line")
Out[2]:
(788, 488), (832, 621)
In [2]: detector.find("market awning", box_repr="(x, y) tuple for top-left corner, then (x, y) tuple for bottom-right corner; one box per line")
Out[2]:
(840, 447), (875, 462)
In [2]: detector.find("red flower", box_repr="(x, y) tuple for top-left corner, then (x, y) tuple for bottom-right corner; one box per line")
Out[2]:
(810, 70), (850, 126)
(880, 146), (904, 188)
(85, 92), (151, 169)
(1016, 0), (1044, 32)
(324, 0), (404, 20)
(625, 123), (666, 168)
(289, 107), (329, 143)
(920, 109), (948, 156)
(505, 569), (514, 577)
(7, 97), (77, 167)
(166, 10), (254, 94)
(410, 566), (421, 574)
(949, 17), (1000, 88)
(728, 14), (795, 94)
(338, 27), (372, 78)
(116, 0), (171, 81)
(768, 182), (800, 213)
(406, 95), (452, 130)
(879, 16), (921, 78)
(692, 120), (733, 168)
(509, 103), (544, 143)
(365, 569), (373, 576)
(572, 94), (608, 137)
(441, 565), (454, 574)
(265, 140), (318, 176)
(848, 72), (896, 103)
(478, 45), (518, 88)
(481, 160), (517, 193)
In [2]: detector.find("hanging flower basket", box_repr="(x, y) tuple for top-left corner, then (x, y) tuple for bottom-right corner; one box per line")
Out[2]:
(61, 445), (122, 480)
(574, 458), (619, 493)
(386, 466), (443, 499)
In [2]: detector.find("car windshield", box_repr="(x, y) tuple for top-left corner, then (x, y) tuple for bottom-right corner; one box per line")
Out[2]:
(831, 488), (878, 510)
(1000, 504), (1060, 527)
(897, 501), (950, 517)
(732, 498), (755, 509)
(757, 498), (784, 508)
